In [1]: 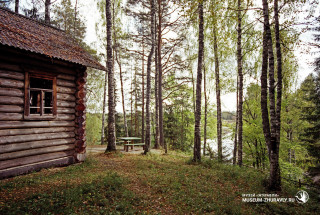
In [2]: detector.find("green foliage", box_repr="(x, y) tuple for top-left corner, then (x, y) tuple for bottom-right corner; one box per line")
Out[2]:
(280, 90), (311, 179)
(86, 113), (102, 145)
(52, 0), (86, 45)
(163, 82), (195, 151)
(242, 83), (268, 169)
(300, 74), (320, 163)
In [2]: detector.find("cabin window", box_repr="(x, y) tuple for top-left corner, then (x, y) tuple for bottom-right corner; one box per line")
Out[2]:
(24, 72), (57, 120)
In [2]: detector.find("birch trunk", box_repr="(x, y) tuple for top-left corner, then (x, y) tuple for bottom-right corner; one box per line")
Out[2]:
(101, 72), (107, 145)
(106, 0), (116, 152)
(237, 0), (243, 167)
(142, 41), (145, 142)
(213, 22), (222, 162)
(233, 75), (239, 165)
(157, 0), (165, 152)
(203, 66), (207, 156)
(261, 0), (281, 191)
(154, 10), (160, 149)
(193, 2), (204, 162)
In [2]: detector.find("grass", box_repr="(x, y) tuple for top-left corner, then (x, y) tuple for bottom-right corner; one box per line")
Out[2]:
(0, 151), (319, 214)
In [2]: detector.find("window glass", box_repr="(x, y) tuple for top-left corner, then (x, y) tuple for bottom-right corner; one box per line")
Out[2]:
(30, 77), (53, 89)
(44, 91), (53, 114)
(29, 76), (54, 116)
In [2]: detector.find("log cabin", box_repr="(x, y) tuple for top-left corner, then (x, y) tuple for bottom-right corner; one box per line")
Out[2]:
(0, 8), (106, 179)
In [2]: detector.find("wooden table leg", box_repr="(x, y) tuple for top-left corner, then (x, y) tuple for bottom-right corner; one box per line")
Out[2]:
(124, 140), (127, 151)
(131, 140), (134, 150)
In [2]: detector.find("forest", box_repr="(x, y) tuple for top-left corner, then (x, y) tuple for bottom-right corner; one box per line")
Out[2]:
(1, 0), (320, 214)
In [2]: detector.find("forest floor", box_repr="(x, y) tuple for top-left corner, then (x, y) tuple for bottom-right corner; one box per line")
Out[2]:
(0, 151), (319, 214)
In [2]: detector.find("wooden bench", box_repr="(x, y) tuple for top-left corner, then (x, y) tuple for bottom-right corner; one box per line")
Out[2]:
(116, 141), (124, 145)
(124, 143), (145, 152)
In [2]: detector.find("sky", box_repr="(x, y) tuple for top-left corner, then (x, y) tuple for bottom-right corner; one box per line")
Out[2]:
(15, 0), (320, 112)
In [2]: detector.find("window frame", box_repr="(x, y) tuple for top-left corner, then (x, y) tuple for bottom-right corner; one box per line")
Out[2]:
(24, 71), (57, 120)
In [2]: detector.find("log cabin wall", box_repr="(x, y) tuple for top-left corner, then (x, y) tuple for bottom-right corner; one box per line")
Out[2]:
(0, 49), (87, 179)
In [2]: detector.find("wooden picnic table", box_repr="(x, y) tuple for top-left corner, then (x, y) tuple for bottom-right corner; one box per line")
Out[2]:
(118, 137), (145, 152)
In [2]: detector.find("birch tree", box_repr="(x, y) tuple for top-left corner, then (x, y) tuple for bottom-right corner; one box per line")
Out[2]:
(193, 0), (204, 162)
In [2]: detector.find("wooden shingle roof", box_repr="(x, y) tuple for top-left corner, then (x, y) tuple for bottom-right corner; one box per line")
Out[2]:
(0, 8), (106, 71)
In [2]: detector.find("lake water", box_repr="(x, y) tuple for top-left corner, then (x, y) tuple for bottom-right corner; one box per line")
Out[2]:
(202, 128), (234, 161)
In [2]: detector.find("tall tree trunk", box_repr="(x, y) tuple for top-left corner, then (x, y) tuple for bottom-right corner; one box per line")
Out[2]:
(237, 0), (243, 167)
(106, 0), (116, 152)
(131, 71), (133, 136)
(275, 0), (282, 146)
(203, 65), (207, 156)
(261, 0), (281, 191)
(145, 0), (156, 154)
(74, 0), (78, 36)
(213, 22), (222, 162)
(135, 68), (138, 136)
(112, 2), (117, 143)
(15, 0), (19, 13)
(157, 0), (165, 152)
(101, 71), (107, 145)
(154, 11), (160, 149)
(142, 41), (145, 142)
(101, 1), (108, 145)
(191, 69), (196, 114)
(233, 75), (239, 165)
(193, 1), (204, 162)
(45, 0), (50, 24)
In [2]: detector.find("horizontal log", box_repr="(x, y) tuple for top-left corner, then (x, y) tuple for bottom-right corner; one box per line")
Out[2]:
(57, 79), (76, 88)
(0, 70), (24, 80)
(0, 105), (23, 113)
(0, 120), (75, 129)
(0, 96), (24, 105)
(57, 100), (76, 108)
(0, 87), (24, 97)
(0, 138), (75, 154)
(57, 86), (76, 94)
(0, 144), (75, 161)
(57, 114), (75, 121)
(0, 63), (21, 72)
(0, 113), (23, 121)
(0, 151), (75, 170)
(0, 77), (24, 88)
(57, 93), (76, 102)
(57, 74), (75, 81)
(57, 107), (75, 114)
(0, 156), (75, 179)
(0, 127), (74, 137)
(0, 132), (75, 144)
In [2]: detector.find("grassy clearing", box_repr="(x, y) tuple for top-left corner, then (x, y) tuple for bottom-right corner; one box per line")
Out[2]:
(0, 152), (319, 214)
